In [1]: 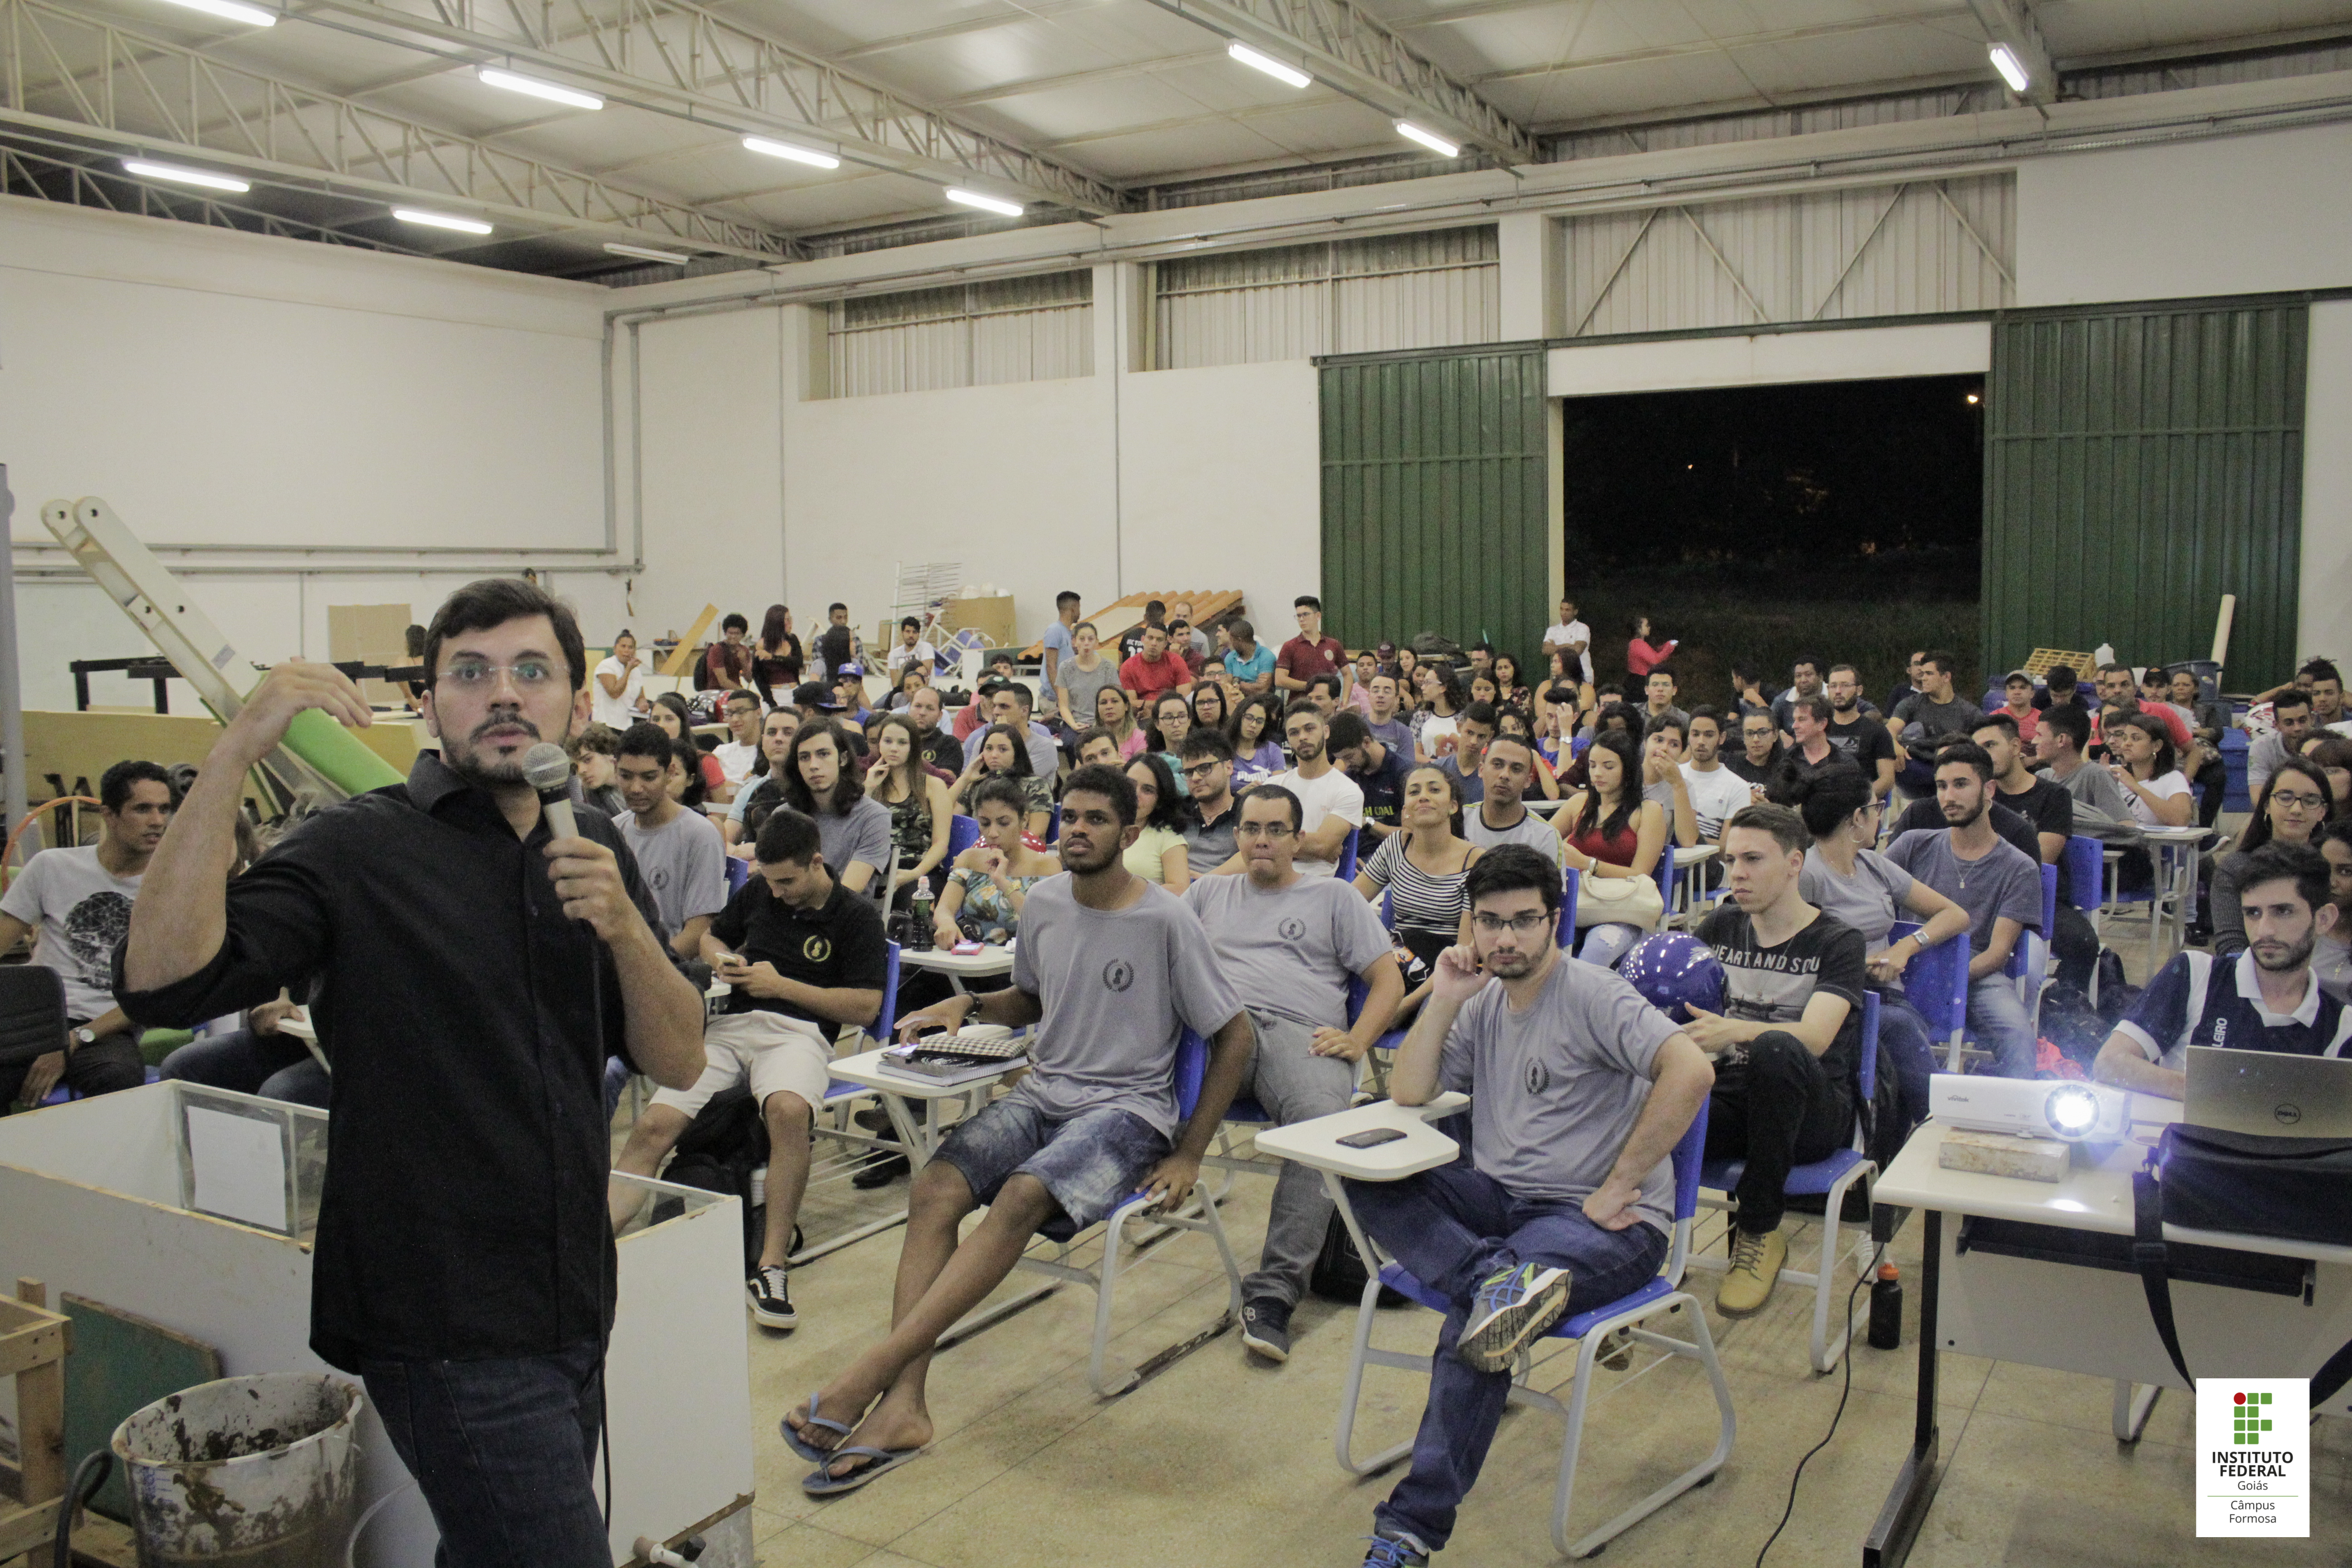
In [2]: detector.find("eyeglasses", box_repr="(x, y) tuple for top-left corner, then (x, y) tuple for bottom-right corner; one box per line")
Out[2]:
(2273, 791), (2326, 810)
(439, 659), (560, 691)
(1472, 911), (1553, 936)
(1180, 760), (1224, 779)
(1236, 822), (1294, 839)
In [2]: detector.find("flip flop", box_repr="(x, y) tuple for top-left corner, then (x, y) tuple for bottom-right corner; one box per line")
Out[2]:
(779, 1394), (856, 1464)
(801, 1444), (924, 1497)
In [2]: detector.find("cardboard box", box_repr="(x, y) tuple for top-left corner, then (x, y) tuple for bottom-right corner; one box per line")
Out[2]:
(936, 595), (1016, 648)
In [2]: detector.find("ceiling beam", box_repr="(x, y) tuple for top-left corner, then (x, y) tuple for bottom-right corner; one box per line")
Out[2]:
(0, 0), (792, 257)
(1965, 0), (2058, 105)
(285, 0), (1129, 214)
(1137, 0), (1536, 162)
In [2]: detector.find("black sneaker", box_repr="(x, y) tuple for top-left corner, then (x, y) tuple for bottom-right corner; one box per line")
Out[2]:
(1240, 1296), (1292, 1363)
(747, 1264), (797, 1329)
(853, 1152), (911, 1190)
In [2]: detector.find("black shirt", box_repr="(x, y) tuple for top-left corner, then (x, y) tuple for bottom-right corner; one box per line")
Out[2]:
(913, 724), (965, 778)
(754, 635), (804, 696)
(1725, 746), (1783, 786)
(1698, 905), (1870, 1091)
(710, 876), (889, 1041)
(114, 754), (666, 1371)
(1824, 712), (1896, 774)
(815, 624), (855, 678)
(1765, 745), (1862, 805)
(1349, 744), (1415, 830)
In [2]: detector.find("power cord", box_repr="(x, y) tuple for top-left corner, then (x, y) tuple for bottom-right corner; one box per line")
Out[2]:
(1754, 1271), (1873, 1568)
(53, 1450), (113, 1568)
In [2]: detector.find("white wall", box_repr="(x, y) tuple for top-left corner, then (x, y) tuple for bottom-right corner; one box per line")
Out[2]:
(1548, 322), (1989, 397)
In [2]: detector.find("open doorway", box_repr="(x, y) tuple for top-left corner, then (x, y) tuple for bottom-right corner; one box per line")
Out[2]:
(1560, 373), (1984, 712)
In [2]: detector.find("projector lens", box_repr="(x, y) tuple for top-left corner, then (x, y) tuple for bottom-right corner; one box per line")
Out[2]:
(2046, 1085), (2098, 1135)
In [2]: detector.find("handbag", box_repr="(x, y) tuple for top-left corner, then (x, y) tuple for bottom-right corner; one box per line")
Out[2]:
(1575, 871), (1665, 931)
(2131, 1121), (2352, 1401)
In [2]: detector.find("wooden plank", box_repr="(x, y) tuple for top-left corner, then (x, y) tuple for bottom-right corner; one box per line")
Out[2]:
(658, 605), (718, 678)
(58, 1295), (221, 1524)
(62, 1511), (139, 1567)
(0, 1498), (60, 1561)
(1017, 590), (1245, 660)
(0, 1318), (65, 1379)
(12, 1282), (63, 1518)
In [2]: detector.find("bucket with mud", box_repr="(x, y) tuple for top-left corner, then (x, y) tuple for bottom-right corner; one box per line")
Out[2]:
(109, 1373), (363, 1566)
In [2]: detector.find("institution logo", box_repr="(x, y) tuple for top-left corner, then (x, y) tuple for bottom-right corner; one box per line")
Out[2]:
(1103, 959), (1134, 993)
(800, 935), (832, 964)
(1279, 917), (1306, 942)
(2195, 1378), (2308, 1537)
(1524, 1059), (1551, 1096)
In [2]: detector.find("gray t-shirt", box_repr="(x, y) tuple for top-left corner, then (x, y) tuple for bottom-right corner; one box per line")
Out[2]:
(1884, 829), (2042, 954)
(1892, 694), (1986, 746)
(1056, 657), (1122, 725)
(1007, 877), (1242, 1136)
(0, 845), (140, 1020)
(1464, 803), (1562, 863)
(1642, 779), (1678, 837)
(1798, 845), (1914, 955)
(615, 808), (729, 941)
(819, 795), (896, 879)
(1438, 956), (1680, 1235)
(2037, 760), (2136, 834)
(1182, 873), (1391, 1030)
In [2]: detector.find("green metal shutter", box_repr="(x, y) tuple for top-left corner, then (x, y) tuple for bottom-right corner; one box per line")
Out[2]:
(1983, 302), (2305, 688)
(1320, 348), (1550, 662)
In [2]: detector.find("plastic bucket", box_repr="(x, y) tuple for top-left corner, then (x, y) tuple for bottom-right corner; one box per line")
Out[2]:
(110, 1373), (363, 1566)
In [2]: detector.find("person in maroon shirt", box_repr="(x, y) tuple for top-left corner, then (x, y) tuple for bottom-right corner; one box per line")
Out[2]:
(1119, 624), (1194, 705)
(1276, 595), (1349, 700)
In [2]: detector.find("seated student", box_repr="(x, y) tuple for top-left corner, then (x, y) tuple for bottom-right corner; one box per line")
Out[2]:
(1412, 664), (1466, 763)
(963, 682), (1059, 778)
(1145, 693), (1194, 794)
(1185, 784), (1403, 1362)
(933, 778), (1061, 947)
(949, 654), (1014, 743)
(1230, 692), (1288, 781)
(1683, 804), (1870, 1315)
(1437, 702), (1494, 805)
(1889, 650), (1985, 788)
(1792, 769), (1972, 1128)
(0, 759), (175, 1109)
(1092, 684), (1150, 763)
(612, 723), (729, 959)
(1991, 670), (2042, 745)
(711, 690), (765, 803)
(1725, 707), (1786, 787)
(1553, 730), (1668, 968)
(1179, 729), (1242, 870)
(1221, 616), (1278, 698)
(786, 766), (1251, 1493)
(2091, 661), (2192, 753)
(698, 612), (752, 693)
(951, 723), (1053, 840)
(1679, 706), (1756, 849)
(1331, 711), (1412, 840)
(650, 693), (727, 799)
(593, 628), (650, 730)
(725, 707), (801, 852)
(2310, 736), (2352, 823)
(884, 616), (938, 678)
(1123, 755), (1192, 892)
(885, 664), (929, 713)
(1768, 654), (1826, 738)
(571, 722), (627, 819)
(1884, 744), (2045, 1077)
(609, 807), (888, 1329)
(781, 719), (894, 896)
(1823, 665), (1897, 799)
(1965, 714), (2094, 990)
(157, 991), (329, 1109)
(2095, 841), (2350, 1098)
(1187, 681), (1231, 749)
(1641, 715), (1697, 848)
(2248, 688), (2317, 798)
(901, 686), (965, 778)
(671, 735), (716, 813)
(2210, 760), (2333, 958)
(1494, 706), (1561, 799)
(1766, 694), (1863, 805)
(1356, 764), (1481, 1007)
(1363, 670), (1416, 759)
(1120, 623), (1194, 706)
(832, 666), (874, 729)
(863, 714), (956, 905)
(1463, 729), (1560, 864)
(2168, 665), (2234, 824)
(2032, 700), (2135, 827)
(1307, 671), (1347, 721)
(1348, 846), (1712, 1568)
(2317, 821), (2352, 1002)
(2105, 712), (2193, 829)
(1261, 703), (1367, 878)
(1072, 726), (1124, 773)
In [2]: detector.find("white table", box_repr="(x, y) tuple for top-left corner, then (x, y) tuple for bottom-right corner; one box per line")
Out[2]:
(902, 941), (1017, 994)
(1862, 1109), (2352, 1566)
(273, 1014), (329, 1076)
(1669, 843), (1717, 927)
(1252, 1092), (1471, 1180)
(2105, 825), (2210, 972)
(826, 1045), (1024, 1165)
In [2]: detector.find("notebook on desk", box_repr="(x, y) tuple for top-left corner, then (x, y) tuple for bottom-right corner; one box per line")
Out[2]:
(2183, 1045), (2352, 1138)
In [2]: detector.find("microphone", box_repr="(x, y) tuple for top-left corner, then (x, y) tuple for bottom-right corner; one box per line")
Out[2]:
(523, 742), (579, 841)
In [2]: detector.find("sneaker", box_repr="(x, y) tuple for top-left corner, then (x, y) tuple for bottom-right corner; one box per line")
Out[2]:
(748, 1264), (797, 1329)
(853, 1152), (911, 1190)
(1239, 1297), (1293, 1363)
(1454, 1262), (1573, 1373)
(1362, 1530), (1430, 1567)
(1715, 1227), (1787, 1318)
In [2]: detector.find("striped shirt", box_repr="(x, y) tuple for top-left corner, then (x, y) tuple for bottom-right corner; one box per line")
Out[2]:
(1361, 832), (1474, 942)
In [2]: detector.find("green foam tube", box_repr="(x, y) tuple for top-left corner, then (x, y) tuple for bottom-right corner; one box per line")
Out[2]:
(282, 708), (405, 794)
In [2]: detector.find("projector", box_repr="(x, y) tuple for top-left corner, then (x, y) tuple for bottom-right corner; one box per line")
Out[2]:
(1930, 1073), (2130, 1142)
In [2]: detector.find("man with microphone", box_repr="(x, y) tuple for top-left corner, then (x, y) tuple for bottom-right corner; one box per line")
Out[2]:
(117, 578), (707, 1568)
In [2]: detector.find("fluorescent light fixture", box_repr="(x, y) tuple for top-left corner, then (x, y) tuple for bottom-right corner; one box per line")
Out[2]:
(1396, 121), (1460, 158)
(605, 241), (692, 265)
(476, 66), (603, 111)
(393, 207), (494, 235)
(1989, 42), (2030, 93)
(1227, 41), (1311, 90)
(155, 0), (275, 26)
(945, 187), (1024, 218)
(741, 136), (840, 169)
(121, 159), (249, 193)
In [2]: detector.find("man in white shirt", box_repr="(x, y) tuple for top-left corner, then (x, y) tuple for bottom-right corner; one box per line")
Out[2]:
(592, 630), (648, 730)
(711, 691), (764, 801)
(613, 723), (729, 960)
(884, 617), (937, 678)
(1541, 597), (1593, 684)
(1262, 703), (1365, 878)
(1680, 706), (1757, 848)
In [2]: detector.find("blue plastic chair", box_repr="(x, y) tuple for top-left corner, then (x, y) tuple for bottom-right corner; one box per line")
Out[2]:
(946, 813), (981, 860)
(2062, 834), (2108, 1004)
(723, 855), (751, 895)
(1334, 824), (1362, 882)
(1892, 917), (1970, 1071)
(1693, 992), (1883, 1371)
(1330, 1098), (1734, 1558)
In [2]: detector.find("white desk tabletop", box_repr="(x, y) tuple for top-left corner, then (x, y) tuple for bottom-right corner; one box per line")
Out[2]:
(1675, 844), (1718, 863)
(1252, 1093), (1471, 1181)
(829, 1046), (1024, 1100)
(903, 943), (1017, 977)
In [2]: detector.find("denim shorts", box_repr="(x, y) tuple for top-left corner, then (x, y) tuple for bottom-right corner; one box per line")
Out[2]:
(933, 1096), (1170, 1234)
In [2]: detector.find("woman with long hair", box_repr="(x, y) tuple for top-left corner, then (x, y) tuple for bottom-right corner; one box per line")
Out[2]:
(1393, 646), (1419, 693)
(1145, 692), (1192, 793)
(1555, 729), (1667, 967)
(1414, 663), (1465, 761)
(933, 777), (1059, 946)
(2104, 713), (2192, 828)
(865, 712), (956, 904)
(724, 706), (801, 853)
(667, 736), (709, 810)
(1466, 671), (1501, 710)
(752, 604), (803, 705)
(2209, 758), (2336, 957)
(650, 692), (726, 798)
(951, 722), (1052, 838)
(1354, 764), (1481, 1015)
(1230, 692), (1286, 779)
(1490, 652), (1529, 712)
(1123, 754), (1192, 892)
(1626, 614), (1678, 681)
(1093, 684), (1147, 762)
(1188, 681), (1230, 738)
(1793, 767), (1971, 1128)
(780, 718), (893, 893)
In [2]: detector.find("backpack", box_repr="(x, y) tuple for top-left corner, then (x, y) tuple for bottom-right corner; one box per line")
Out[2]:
(658, 1085), (769, 1269)
(1408, 631), (1462, 663)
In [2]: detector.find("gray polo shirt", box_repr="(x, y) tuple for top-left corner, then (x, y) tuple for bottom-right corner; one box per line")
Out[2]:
(1438, 956), (1679, 1235)
(1007, 877), (1242, 1136)
(1183, 873), (1390, 1030)
(1183, 798), (1239, 870)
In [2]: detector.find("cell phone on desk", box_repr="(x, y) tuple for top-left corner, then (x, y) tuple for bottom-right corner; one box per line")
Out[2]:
(1337, 1127), (1406, 1149)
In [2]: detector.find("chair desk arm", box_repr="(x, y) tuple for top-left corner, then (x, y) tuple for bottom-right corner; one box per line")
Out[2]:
(1249, 1092), (1469, 1181)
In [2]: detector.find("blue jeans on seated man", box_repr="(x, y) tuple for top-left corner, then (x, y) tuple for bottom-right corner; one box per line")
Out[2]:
(1343, 1166), (1670, 1553)
(361, 1336), (608, 1568)
(157, 1028), (329, 1108)
(1573, 921), (1643, 969)
(1968, 970), (2037, 1077)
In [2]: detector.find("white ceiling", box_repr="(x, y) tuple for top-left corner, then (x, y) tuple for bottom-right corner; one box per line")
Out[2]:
(17, 0), (2352, 274)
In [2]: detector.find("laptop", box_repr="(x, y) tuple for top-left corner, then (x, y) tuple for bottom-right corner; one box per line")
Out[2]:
(2183, 1046), (2352, 1138)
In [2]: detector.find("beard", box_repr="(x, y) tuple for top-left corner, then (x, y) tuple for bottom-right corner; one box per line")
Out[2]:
(443, 709), (547, 787)
(2251, 928), (2318, 973)
(1058, 831), (1122, 875)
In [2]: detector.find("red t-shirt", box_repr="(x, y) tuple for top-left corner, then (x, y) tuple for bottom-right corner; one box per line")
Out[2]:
(1278, 633), (1346, 684)
(1120, 650), (1191, 701)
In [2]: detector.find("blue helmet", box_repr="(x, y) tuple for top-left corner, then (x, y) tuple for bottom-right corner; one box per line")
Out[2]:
(1619, 932), (1725, 1024)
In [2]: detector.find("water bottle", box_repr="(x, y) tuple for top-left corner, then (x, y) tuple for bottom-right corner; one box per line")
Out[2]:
(909, 884), (935, 951)
(1868, 1262), (1903, 1351)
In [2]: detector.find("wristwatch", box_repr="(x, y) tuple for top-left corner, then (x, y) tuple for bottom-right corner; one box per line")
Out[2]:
(70, 1026), (96, 1049)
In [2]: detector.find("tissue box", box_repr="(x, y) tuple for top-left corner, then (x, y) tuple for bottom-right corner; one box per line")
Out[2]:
(1937, 1127), (2068, 1182)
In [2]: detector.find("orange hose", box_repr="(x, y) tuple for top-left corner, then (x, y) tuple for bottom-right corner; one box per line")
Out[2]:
(4, 797), (103, 878)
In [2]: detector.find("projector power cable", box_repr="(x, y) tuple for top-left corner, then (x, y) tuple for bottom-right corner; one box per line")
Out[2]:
(1754, 1270), (1872, 1568)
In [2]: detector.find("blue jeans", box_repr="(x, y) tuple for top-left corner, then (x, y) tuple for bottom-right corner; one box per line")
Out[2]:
(1344, 1166), (1670, 1551)
(361, 1338), (608, 1568)
(1970, 972), (2036, 1077)
(1875, 991), (1936, 1132)
(157, 1028), (329, 1108)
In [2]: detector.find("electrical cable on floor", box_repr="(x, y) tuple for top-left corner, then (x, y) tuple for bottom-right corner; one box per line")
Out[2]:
(1754, 1271), (1873, 1568)
(345, 1478), (419, 1568)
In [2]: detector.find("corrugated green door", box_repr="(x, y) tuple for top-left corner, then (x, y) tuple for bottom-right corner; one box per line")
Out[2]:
(1983, 303), (2305, 687)
(1321, 348), (1549, 662)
